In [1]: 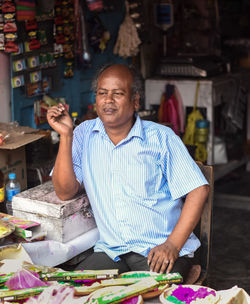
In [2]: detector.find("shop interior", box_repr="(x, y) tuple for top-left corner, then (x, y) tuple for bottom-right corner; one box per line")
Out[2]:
(0, 0), (250, 302)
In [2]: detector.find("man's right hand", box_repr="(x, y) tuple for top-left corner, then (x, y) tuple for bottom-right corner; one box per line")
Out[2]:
(47, 103), (73, 136)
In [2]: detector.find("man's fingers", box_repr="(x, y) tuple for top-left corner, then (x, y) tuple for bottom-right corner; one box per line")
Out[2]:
(166, 260), (175, 273)
(150, 256), (163, 273)
(47, 109), (62, 120)
(159, 259), (169, 274)
(147, 251), (153, 266)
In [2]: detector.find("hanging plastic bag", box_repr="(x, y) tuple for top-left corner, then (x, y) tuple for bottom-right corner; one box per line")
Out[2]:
(158, 84), (182, 135)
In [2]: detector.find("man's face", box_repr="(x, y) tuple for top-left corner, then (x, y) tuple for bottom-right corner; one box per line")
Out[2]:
(95, 65), (140, 130)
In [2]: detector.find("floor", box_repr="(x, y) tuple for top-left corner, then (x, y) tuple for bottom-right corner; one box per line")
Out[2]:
(207, 165), (250, 294)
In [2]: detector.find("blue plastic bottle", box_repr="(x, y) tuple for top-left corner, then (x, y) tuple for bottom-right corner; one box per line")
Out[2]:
(6, 173), (21, 215)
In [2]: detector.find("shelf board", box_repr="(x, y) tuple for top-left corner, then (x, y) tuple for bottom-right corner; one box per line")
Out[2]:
(214, 156), (250, 181)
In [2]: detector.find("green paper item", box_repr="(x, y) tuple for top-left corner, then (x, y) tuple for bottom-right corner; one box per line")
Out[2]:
(90, 277), (158, 304)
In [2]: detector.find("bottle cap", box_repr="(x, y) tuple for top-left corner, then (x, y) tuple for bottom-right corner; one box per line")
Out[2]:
(9, 173), (16, 179)
(196, 119), (210, 128)
(72, 112), (78, 117)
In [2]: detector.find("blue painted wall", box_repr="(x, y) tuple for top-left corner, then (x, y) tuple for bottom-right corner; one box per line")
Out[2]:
(11, 4), (130, 129)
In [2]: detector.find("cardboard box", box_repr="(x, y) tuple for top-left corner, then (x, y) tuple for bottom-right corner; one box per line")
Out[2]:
(0, 147), (27, 190)
(12, 181), (96, 243)
(0, 123), (44, 190)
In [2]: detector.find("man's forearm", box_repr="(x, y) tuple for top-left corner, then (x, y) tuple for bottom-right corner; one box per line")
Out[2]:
(167, 184), (209, 252)
(52, 135), (79, 200)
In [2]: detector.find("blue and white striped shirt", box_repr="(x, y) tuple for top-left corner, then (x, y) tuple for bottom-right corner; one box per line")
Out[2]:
(72, 115), (208, 261)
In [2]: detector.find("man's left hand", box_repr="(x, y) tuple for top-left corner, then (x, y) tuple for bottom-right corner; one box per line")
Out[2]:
(147, 240), (179, 274)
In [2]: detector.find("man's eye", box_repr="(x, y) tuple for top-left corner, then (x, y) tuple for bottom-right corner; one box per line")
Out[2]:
(97, 92), (106, 95)
(114, 92), (124, 96)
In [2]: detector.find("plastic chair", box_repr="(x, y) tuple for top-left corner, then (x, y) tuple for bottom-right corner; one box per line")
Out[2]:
(185, 161), (214, 285)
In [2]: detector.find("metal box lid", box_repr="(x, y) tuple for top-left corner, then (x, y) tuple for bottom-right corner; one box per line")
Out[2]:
(12, 181), (90, 219)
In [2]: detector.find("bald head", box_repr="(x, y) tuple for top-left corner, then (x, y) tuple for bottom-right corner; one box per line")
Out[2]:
(92, 63), (143, 101)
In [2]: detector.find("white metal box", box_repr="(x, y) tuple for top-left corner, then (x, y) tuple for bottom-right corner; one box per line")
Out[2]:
(12, 181), (96, 243)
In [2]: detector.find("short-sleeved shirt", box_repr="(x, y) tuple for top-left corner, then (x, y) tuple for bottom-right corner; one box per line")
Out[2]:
(72, 115), (208, 261)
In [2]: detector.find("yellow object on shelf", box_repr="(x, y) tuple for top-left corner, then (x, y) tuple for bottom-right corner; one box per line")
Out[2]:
(182, 82), (204, 146)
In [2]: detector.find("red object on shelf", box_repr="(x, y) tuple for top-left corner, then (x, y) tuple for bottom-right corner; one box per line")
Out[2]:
(3, 22), (17, 33)
(2, 1), (16, 13)
(29, 39), (41, 50)
(4, 41), (19, 53)
(25, 19), (38, 31)
(86, 0), (103, 11)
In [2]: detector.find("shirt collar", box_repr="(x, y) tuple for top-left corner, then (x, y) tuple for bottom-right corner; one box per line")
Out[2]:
(92, 117), (106, 135)
(127, 113), (144, 141)
(92, 114), (145, 141)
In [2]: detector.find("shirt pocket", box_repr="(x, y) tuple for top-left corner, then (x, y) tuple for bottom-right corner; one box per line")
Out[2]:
(124, 159), (160, 199)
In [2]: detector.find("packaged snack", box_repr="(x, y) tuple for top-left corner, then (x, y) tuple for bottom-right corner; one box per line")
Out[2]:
(120, 271), (183, 284)
(11, 75), (24, 88)
(12, 59), (26, 72)
(27, 56), (39, 68)
(0, 286), (48, 301)
(40, 269), (119, 282)
(89, 277), (158, 304)
(29, 71), (42, 83)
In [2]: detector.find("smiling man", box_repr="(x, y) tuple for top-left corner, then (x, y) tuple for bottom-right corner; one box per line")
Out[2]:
(47, 63), (209, 281)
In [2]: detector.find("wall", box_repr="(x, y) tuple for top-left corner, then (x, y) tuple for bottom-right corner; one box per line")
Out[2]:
(0, 53), (11, 123)
(11, 4), (129, 129)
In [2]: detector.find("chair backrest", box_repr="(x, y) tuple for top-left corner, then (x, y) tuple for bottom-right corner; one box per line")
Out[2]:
(195, 161), (214, 285)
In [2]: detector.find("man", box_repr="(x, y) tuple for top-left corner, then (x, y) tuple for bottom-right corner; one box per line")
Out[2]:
(47, 63), (209, 280)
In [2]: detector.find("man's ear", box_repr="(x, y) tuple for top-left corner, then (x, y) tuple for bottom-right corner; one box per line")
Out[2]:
(133, 93), (140, 111)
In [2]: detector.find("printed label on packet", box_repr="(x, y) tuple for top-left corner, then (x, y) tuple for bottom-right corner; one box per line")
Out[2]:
(120, 272), (183, 284)
(41, 269), (119, 281)
(0, 286), (48, 301)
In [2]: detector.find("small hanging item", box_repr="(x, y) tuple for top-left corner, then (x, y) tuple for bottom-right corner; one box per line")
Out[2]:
(27, 30), (41, 50)
(79, 2), (92, 65)
(64, 61), (74, 78)
(158, 84), (184, 135)
(113, 0), (141, 58)
(86, 0), (103, 12)
(89, 15), (110, 53)
(182, 81), (204, 146)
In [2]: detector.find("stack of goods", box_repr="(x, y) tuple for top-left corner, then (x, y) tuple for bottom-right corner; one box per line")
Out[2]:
(1, 265), (250, 303)
(0, 267), (183, 303)
(0, 212), (46, 243)
(0, 0), (18, 53)
(53, 0), (75, 77)
(10, 1), (56, 96)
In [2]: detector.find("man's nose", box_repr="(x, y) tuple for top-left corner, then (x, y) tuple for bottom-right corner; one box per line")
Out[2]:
(105, 92), (114, 102)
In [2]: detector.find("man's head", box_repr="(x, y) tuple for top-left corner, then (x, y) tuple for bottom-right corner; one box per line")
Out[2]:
(92, 64), (143, 132)
(92, 63), (144, 102)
